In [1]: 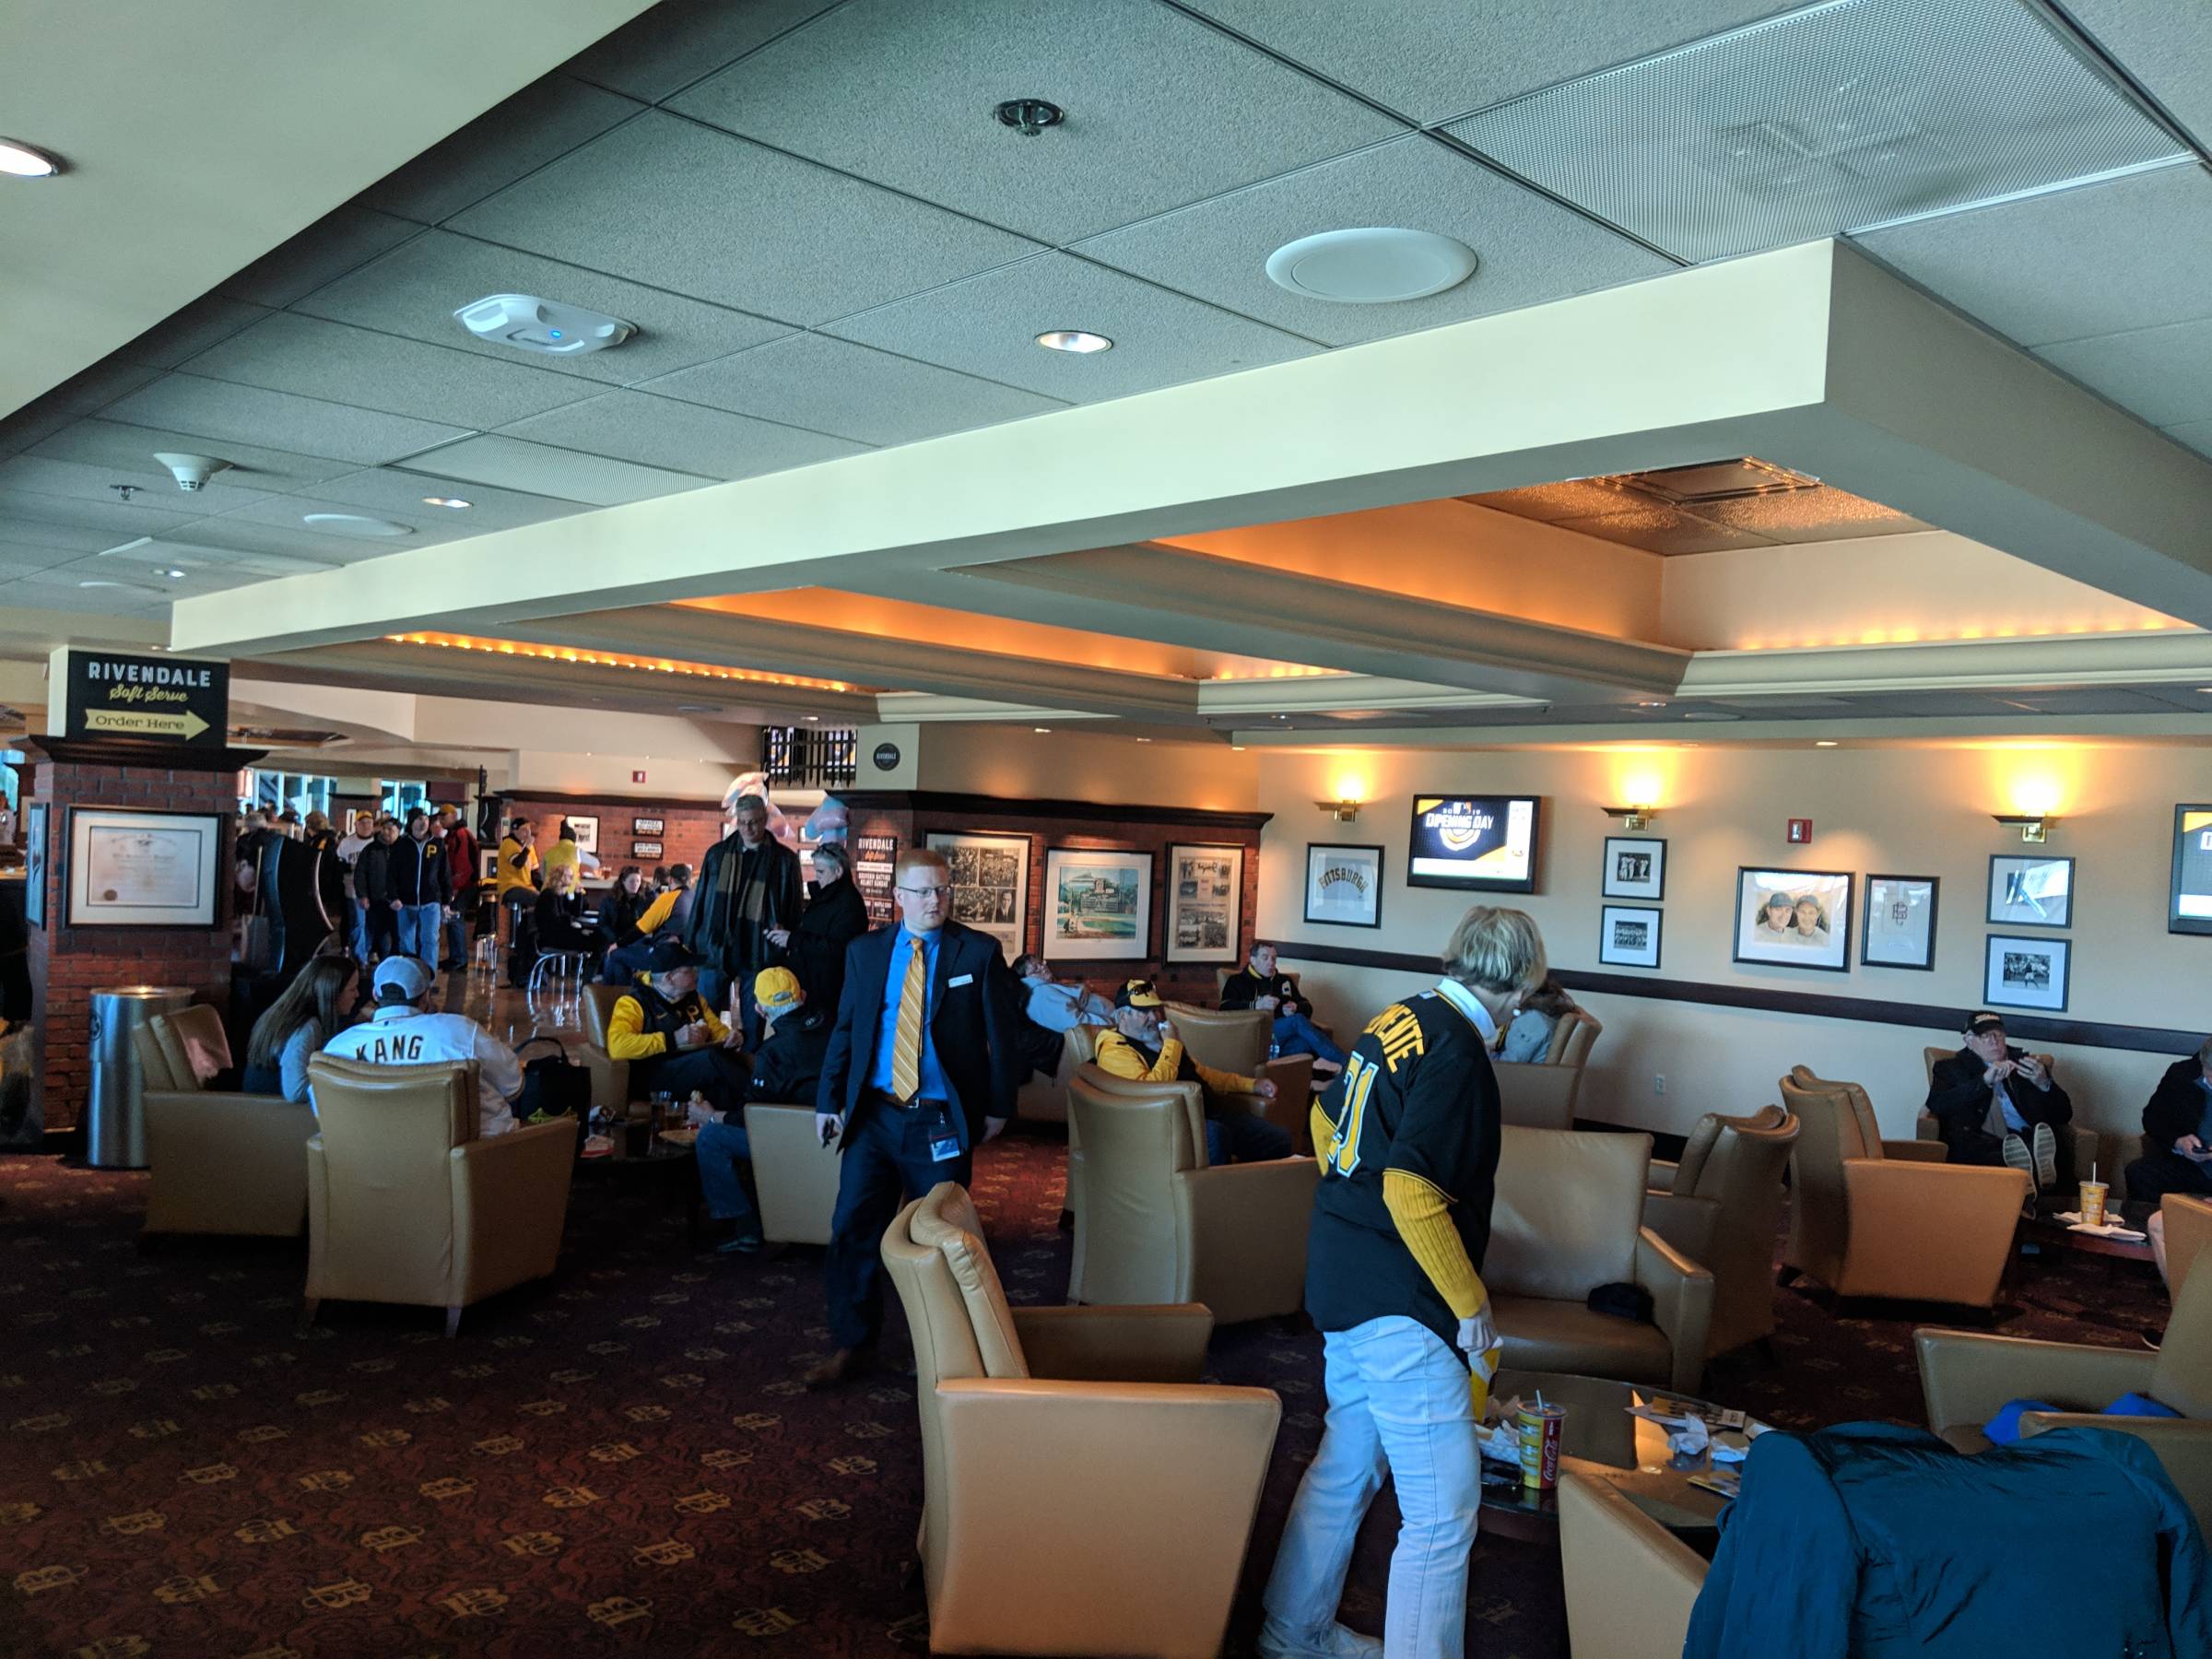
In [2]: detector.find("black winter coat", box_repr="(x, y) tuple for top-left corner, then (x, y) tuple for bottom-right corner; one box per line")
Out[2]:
(783, 877), (869, 1016)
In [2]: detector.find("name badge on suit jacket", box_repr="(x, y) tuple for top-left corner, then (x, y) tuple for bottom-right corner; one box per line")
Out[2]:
(947, 973), (973, 988)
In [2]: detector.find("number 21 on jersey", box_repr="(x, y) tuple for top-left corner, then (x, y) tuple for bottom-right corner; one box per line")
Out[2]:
(1323, 1053), (1380, 1177)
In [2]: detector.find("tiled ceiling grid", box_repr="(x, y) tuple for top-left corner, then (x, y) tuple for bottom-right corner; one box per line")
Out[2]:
(3, 0), (2210, 629)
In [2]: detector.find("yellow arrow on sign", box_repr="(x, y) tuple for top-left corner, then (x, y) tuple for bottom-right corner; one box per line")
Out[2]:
(84, 708), (211, 740)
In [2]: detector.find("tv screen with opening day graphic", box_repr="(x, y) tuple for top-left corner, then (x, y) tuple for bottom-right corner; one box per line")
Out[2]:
(1406, 794), (1541, 893)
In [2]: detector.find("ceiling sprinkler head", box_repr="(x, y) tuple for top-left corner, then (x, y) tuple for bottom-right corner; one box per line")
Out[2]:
(994, 98), (1065, 137)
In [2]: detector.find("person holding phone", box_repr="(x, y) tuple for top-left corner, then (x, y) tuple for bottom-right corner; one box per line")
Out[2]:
(1926, 1011), (2074, 1191)
(2126, 1035), (2212, 1204)
(604, 939), (747, 1113)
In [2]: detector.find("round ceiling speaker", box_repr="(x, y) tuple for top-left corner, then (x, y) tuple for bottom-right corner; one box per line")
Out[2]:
(301, 513), (414, 537)
(1264, 227), (1478, 304)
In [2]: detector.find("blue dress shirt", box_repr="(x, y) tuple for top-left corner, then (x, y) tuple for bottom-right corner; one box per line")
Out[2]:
(868, 925), (949, 1102)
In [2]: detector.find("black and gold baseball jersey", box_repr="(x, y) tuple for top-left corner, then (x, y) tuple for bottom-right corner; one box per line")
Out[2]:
(1303, 988), (1502, 1356)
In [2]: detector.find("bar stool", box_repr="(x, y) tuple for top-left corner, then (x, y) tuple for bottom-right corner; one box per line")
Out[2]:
(527, 950), (589, 994)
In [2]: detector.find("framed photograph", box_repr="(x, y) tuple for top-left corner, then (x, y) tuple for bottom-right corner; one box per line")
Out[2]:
(65, 807), (223, 928)
(566, 815), (599, 854)
(1598, 903), (1663, 969)
(1304, 842), (1383, 929)
(1985, 933), (2070, 1013)
(1732, 867), (1853, 972)
(1165, 842), (1243, 964)
(1041, 846), (1153, 962)
(23, 800), (47, 929)
(1861, 875), (1938, 971)
(633, 817), (665, 836)
(631, 840), (664, 860)
(1601, 836), (1665, 900)
(926, 831), (1031, 961)
(1987, 854), (2072, 930)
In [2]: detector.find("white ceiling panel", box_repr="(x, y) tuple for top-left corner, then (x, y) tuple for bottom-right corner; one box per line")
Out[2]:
(1854, 164), (2212, 347)
(213, 492), (508, 549)
(214, 206), (424, 309)
(2168, 418), (2212, 460)
(114, 296), (276, 369)
(2039, 317), (2212, 428)
(1181, 0), (1797, 124)
(561, 0), (851, 104)
(35, 359), (168, 418)
(826, 251), (1318, 401)
(671, 0), (1403, 243)
(29, 419), (359, 495)
(1073, 134), (1675, 347)
(498, 389), (870, 480)
(2063, 0), (2212, 151)
(449, 111), (1043, 324)
(143, 516), (400, 564)
(0, 404), (81, 460)
(639, 332), (1069, 446)
(0, 539), (86, 573)
(308, 467), (585, 534)
(394, 434), (712, 506)
(296, 229), (794, 386)
(182, 312), (599, 429)
(362, 74), (647, 225)
(0, 453), (277, 516)
(0, 488), (196, 541)
(0, 515), (142, 555)
(104, 375), (474, 467)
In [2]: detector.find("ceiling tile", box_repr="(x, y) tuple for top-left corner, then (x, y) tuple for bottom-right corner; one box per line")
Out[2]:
(1073, 134), (1673, 347)
(0, 404), (80, 459)
(561, 0), (849, 103)
(29, 419), (358, 494)
(215, 206), (424, 308)
(1181, 0), (1795, 124)
(146, 516), (399, 564)
(671, 0), (1403, 243)
(6, 575), (166, 615)
(104, 376), (473, 467)
(211, 493), (489, 549)
(392, 434), (712, 506)
(0, 454), (276, 515)
(1855, 163), (2212, 347)
(2166, 418), (2212, 460)
(36, 358), (169, 417)
(0, 538), (85, 573)
(0, 516), (140, 555)
(825, 251), (1318, 400)
(2038, 317), (2212, 428)
(114, 297), (275, 369)
(2063, 0), (2212, 153)
(639, 333), (1068, 445)
(498, 390), (868, 480)
(362, 74), (647, 225)
(308, 467), (585, 533)
(1551, 507), (1773, 554)
(450, 111), (1041, 324)
(295, 229), (793, 385)
(182, 312), (598, 429)
(0, 488), (196, 540)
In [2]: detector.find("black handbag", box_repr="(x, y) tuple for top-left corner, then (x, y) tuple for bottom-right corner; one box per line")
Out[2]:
(514, 1036), (592, 1121)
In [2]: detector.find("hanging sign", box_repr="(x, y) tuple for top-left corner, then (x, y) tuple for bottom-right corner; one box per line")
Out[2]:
(61, 650), (229, 747)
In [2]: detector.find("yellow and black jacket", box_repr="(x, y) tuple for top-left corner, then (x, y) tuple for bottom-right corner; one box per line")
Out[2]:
(607, 975), (731, 1063)
(1092, 1027), (1254, 1115)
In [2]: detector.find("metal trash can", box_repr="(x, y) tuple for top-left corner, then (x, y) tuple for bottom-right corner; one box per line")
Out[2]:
(85, 985), (193, 1170)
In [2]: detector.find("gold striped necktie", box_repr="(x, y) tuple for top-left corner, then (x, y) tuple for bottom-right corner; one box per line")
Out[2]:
(890, 938), (926, 1101)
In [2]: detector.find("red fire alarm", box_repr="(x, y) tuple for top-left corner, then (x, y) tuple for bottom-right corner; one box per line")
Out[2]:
(631, 770), (646, 784)
(1786, 818), (1813, 845)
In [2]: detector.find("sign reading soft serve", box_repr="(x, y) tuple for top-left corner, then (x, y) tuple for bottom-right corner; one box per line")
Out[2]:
(56, 649), (229, 747)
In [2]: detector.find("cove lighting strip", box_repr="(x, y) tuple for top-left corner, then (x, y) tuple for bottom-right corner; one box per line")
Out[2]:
(382, 631), (864, 695)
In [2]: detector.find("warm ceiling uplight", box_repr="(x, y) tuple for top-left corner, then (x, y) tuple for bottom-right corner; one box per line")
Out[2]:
(1035, 329), (1112, 353)
(1815, 740), (1839, 747)
(1033, 726), (1053, 733)
(381, 630), (862, 694)
(0, 137), (63, 178)
(421, 496), (472, 510)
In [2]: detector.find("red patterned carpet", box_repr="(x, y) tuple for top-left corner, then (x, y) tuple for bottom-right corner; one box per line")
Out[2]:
(0, 1131), (2171, 1659)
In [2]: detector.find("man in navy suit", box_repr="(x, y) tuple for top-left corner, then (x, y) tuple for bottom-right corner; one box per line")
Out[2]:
(806, 846), (1022, 1386)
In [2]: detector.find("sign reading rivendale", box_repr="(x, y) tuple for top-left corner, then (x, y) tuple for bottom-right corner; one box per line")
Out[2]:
(64, 651), (229, 747)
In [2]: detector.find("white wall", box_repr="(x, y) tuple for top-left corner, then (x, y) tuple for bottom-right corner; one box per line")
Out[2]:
(920, 724), (1258, 812)
(1256, 741), (2212, 1142)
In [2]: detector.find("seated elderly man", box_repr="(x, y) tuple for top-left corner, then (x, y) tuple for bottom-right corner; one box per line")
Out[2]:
(606, 939), (748, 1114)
(316, 955), (522, 1138)
(1092, 978), (1291, 1165)
(1220, 943), (1345, 1075)
(2126, 1035), (2212, 1206)
(1925, 1010), (2073, 1191)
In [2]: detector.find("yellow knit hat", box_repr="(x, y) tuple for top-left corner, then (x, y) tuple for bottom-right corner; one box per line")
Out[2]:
(753, 967), (803, 1015)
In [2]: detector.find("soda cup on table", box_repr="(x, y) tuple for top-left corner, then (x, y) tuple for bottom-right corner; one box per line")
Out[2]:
(1517, 1399), (1566, 1490)
(2079, 1179), (2108, 1228)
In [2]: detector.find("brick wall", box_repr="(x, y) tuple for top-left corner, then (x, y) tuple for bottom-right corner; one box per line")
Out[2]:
(27, 759), (239, 1132)
(507, 796), (727, 877)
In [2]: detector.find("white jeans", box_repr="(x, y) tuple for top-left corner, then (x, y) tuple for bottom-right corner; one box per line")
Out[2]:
(1264, 1315), (1479, 1659)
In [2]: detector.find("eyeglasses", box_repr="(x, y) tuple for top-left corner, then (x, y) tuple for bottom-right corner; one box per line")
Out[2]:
(896, 883), (952, 899)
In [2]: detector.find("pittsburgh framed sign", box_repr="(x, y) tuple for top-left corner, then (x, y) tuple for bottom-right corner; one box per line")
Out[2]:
(62, 649), (229, 747)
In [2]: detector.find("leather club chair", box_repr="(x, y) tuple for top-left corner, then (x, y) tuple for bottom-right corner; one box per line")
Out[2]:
(2164, 1194), (2212, 1295)
(576, 983), (633, 1114)
(880, 1181), (1280, 1659)
(1779, 1071), (2028, 1307)
(1642, 1106), (1801, 1361)
(303, 1055), (576, 1336)
(1162, 1002), (1317, 1148)
(1542, 1005), (1604, 1067)
(1015, 1019), (1103, 1126)
(1914, 1043), (2102, 1182)
(1065, 1064), (1317, 1325)
(1493, 1061), (1583, 1130)
(133, 1012), (314, 1238)
(742, 1100), (844, 1247)
(1917, 1261), (2212, 1534)
(1559, 1466), (1706, 1659)
(150, 1001), (234, 1087)
(1485, 1124), (1713, 1394)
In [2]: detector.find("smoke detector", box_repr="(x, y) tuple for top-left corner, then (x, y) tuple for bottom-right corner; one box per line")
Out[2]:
(454, 293), (635, 356)
(153, 452), (232, 491)
(1265, 228), (1478, 304)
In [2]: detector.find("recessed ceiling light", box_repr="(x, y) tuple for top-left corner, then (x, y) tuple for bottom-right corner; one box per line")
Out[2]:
(804, 715), (820, 722)
(1264, 227), (1478, 304)
(1036, 330), (1112, 353)
(1815, 739), (1840, 747)
(1134, 736), (1151, 742)
(0, 137), (63, 178)
(1033, 726), (1052, 733)
(301, 512), (412, 537)
(420, 496), (471, 510)
(156, 567), (186, 580)
(1634, 700), (1668, 709)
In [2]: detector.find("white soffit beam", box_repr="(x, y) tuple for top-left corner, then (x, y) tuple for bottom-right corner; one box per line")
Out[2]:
(1681, 629), (2212, 699)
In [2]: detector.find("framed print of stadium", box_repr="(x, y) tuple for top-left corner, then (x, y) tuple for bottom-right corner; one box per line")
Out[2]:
(1406, 794), (1541, 893)
(1732, 867), (1852, 972)
(2171, 805), (2212, 935)
(1164, 842), (1242, 965)
(926, 831), (1030, 962)
(1041, 846), (1152, 963)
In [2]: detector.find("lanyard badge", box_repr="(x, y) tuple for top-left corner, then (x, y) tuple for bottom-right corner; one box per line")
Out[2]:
(928, 1106), (961, 1163)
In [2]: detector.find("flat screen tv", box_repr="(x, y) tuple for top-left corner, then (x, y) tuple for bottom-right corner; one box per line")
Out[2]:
(1406, 794), (1541, 893)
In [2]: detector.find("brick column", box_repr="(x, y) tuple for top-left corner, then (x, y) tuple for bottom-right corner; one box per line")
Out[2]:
(24, 742), (258, 1134)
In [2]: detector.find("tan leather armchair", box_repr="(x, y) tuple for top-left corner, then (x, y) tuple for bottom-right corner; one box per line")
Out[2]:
(1545, 1006), (1603, 1067)
(881, 1182), (1280, 1659)
(1915, 1043), (2099, 1180)
(304, 1055), (576, 1336)
(1016, 1021), (1102, 1126)
(150, 1002), (233, 1086)
(1486, 1125), (1713, 1394)
(1917, 1264), (2212, 1533)
(1494, 1061), (1583, 1130)
(2165, 1194), (2212, 1294)
(1642, 1107), (1800, 1360)
(1162, 1003), (1316, 1149)
(1559, 1467), (1706, 1659)
(576, 984), (632, 1114)
(1781, 1072), (2028, 1306)
(1065, 1065), (1317, 1325)
(133, 1014), (314, 1238)
(742, 1103), (843, 1246)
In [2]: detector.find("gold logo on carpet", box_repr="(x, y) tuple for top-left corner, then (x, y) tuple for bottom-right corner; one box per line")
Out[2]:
(619, 1314), (661, 1330)
(53, 1460), (110, 1481)
(541, 1486), (603, 1509)
(730, 1412), (780, 1431)
(297, 1470), (354, 1491)
(359, 1429), (412, 1448)
(493, 1334), (535, 1349)
(235, 1519), (299, 1543)
(180, 1464), (238, 1485)
(350, 1357), (398, 1375)
(715, 1320), (757, 1335)
(659, 1372), (705, 1390)
(128, 1419), (181, 1440)
(17, 1565), (81, 1594)
(700, 1449), (754, 1470)
(768, 1548), (830, 1575)
(731, 1608), (800, 1636)
(624, 1404), (671, 1423)
(152, 1572), (220, 1605)
(294, 1389), (345, 1407)
(145, 1348), (191, 1363)
(190, 1382), (238, 1401)
(0, 1502), (44, 1525)
(673, 1489), (732, 1515)
(517, 1399), (568, 1417)
(793, 1499), (850, 1522)
(72, 1637), (150, 1659)
(14, 1412), (69, 1431)
(547, 1368), (594, 1384)
(473, 1435), (524, 1457)
(402, 1396), (451, 1415)
(501, 1531), (565, 1557)
(301, 1579), (372, 1609)
(842, 1420), (894, 1441)
(588, 1341), (629, 1356)
(418, 1477), (475, 1500)
(684, 1347), (728, 1362)
(360, 1525), (423, 1553)
(236, 1425), (288, 1443)
(826, 1456), (877, 1476)
(441, 1587), (508, 1618)
(633, 1540), (695, 1565)
(100, 1510), (166, 1535)
(759, 1380), (806, 1399)
(88, 1379), (137, 1396)
(588, 1441), (641, 1464)
(588, 1595), (653, 1627)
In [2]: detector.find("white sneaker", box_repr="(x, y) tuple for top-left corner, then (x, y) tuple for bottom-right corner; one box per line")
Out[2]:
(1256, 1615), (1383, 1659)
(2030, 1122), (2058, 1190)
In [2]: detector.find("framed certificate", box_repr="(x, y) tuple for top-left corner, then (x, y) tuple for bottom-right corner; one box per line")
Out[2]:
(65, 808), (223, 928)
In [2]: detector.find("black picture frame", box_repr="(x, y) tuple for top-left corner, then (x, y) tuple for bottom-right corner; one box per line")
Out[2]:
(633, 817), (665, 836)
(1860, 874), (1939, 971)
(23, 800), (47, 929)
(1985, 853), (2074, 931)
(2172, 805), (2212, 935)
(1600, 835), (1665, 900)
(1597, 903), (1663, 969)
(631, 840), (664, 859)
(1163, 841), (1244, 965)
(1731, 866), (1853, 972)
(1984, 933), (2071, 1014)
(1303, 842), (1384, 929)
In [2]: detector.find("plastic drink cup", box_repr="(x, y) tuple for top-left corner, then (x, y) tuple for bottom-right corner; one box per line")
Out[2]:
(1517, 1401), (1566, 1490)
(2080, 1180), (2109, 1227)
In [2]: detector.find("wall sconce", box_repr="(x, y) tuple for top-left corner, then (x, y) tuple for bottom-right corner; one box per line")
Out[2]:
(1316, 796), (1361, 823)
(1602, 804), (1660, 831)
(1992, 813), (2055, 842)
